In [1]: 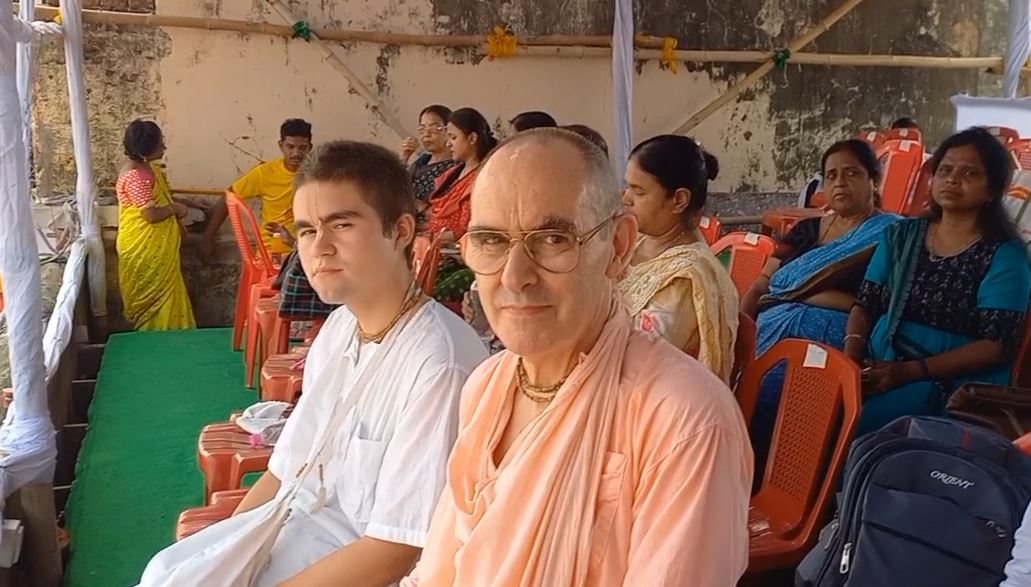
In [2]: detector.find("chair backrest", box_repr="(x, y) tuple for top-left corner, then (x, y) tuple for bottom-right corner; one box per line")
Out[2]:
(1013, 311), (1031, 388)
(711, 232), (776, 299)
(738, 339), (862, 540)
(988, 125), (1021, 145)
(856, 130), (887, 153)
(878, 140), (925, 214)
(884, 127), (922, 143)
(413, 232), (443, 295)
(731, 312), (757, 390)
(905, 158), (935, 217)
(225, 191), (275, 274)
(697, 215), (722, 246)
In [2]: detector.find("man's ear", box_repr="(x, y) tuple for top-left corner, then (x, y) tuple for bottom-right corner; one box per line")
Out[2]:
(606, 213), (638, 280)
(394, 213), (417, 253)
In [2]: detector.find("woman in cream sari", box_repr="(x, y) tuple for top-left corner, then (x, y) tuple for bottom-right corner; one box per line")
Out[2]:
(620, 135), (739, 383)
(115, 119), (195, 330)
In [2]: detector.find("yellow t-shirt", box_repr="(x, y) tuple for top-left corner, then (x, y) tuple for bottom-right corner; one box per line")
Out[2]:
(231, 158), (296, 254)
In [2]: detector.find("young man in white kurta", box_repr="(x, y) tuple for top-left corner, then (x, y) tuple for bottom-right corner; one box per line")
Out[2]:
(137, 141), (487, 587)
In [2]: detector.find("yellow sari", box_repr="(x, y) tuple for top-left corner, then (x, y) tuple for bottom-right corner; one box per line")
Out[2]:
(116, 163), (196, 330)
(620, 240), (739, 383)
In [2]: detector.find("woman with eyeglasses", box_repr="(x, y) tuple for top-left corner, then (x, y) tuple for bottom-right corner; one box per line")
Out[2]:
(401, 104), (456, 203)
(619, 135), (740, 383)
(845, 127), (1031, 435)
(425, 107), (498, 307)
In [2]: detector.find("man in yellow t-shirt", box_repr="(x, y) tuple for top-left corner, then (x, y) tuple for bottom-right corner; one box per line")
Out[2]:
(199, 118), (313, 263)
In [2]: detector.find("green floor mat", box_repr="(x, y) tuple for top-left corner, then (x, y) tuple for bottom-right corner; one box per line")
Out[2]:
(63, 328), (256, 587)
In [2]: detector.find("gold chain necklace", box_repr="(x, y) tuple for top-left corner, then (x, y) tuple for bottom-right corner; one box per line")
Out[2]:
(516, 359), (567, 404)
(357, 281), (423, 344)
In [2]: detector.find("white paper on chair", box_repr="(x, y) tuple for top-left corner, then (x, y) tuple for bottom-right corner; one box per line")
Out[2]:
(803, 344), (828, 369)
(745, 232), (760, 245)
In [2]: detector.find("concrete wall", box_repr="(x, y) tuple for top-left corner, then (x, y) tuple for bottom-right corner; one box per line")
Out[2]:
(30, 0), (1009, 326)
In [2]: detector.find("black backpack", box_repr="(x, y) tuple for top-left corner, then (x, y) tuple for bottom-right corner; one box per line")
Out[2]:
(796, 416), (1031, 587)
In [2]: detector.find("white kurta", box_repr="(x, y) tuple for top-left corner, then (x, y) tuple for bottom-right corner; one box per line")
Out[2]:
(137, 301), (488, 586)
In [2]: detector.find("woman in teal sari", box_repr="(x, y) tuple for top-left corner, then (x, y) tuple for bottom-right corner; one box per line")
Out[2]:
(846, 127), (1031, 436)
(746, 140), (901, 455)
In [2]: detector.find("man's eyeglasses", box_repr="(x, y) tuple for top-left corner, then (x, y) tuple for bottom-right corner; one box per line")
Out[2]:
(459, 214), (619, 275)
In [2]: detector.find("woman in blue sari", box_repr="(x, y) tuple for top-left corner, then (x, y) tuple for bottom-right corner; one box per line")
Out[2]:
(745, 140), (901, 454)
(846, 127), (1031, 436)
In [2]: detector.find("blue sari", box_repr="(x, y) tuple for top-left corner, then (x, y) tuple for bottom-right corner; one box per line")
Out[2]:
(857, 218), (1031, 435)
(751, 212), (901, 459)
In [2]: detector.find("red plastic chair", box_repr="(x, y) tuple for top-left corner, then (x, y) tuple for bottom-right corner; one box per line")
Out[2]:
(737, 339), (862, 573)
(697, 215), (722, 245)
(175, 488), (250, 541)
(732, 312), (757, 391)
(879, 140), (925, 214)
(226, 191), (279, 351)
(711, 232), (776, 299)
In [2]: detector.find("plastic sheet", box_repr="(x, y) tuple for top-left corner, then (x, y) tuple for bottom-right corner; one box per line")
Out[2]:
(611, 0), (634, 177)
(1005, 0), (1031, 99)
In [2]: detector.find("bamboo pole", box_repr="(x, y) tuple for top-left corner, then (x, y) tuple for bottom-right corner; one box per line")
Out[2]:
(672, 0), (868, 135)
(262, 0), (410, 140)
(17, 4), (1015, 72)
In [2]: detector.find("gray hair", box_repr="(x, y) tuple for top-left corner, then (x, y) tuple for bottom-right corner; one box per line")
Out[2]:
(485, 128), (624, 229)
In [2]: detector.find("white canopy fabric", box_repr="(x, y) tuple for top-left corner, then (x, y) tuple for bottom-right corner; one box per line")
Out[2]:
(0, 2), (61, 504)
(60, 0), (106, 320)
(611, 0), (634, 177)
(1006, 0), (1031, 99)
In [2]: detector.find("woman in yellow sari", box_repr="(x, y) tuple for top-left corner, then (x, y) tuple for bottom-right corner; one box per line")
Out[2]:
(115, 120), (196, 330)
(620, 135), (739, 383)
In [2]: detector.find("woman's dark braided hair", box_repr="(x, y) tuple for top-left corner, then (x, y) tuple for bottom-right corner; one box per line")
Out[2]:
(123, 119), (163, 163)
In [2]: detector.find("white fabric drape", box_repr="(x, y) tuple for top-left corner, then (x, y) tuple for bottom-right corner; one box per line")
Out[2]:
(952, 94), (1031, 136)
(59, 0), (106, 319)
(0, 0), (58, 504)
(611, 0), (634, 177)
(1005, 0), (1031, 99)
(16, 0), (32, 177)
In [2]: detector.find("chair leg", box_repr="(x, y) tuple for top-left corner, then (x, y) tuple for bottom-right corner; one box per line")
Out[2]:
(232, 268), (251, 351)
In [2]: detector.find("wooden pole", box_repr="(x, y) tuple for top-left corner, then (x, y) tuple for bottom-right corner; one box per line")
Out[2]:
(18, 5), (1015, 72)
(672, 0), (868, 135)
(261, 0), (410, 140)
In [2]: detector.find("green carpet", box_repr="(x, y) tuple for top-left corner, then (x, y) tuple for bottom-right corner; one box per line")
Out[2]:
(63, 328), (256, 587)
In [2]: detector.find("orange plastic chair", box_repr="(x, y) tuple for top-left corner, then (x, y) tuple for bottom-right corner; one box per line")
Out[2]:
(697, 215), (722, 245)
(226, 191), (279, 351)
(197, 421), (272, 503)
(175, 488), (250, 541)
(260, 347), (308, 403)
(711, 232), (776, 299)
(879, 140), (925, 214)
(737, 339), (862, 573)
(413, 232), (443, 295)
(1015, 431), (1031, 456)
(243, 283), (280, 388)
(761, 207), (824, 238)
(988, 126), (1020, 145)
(856, 130), (887, 153)
(905, 158), (935, 217)
(884, 127), (922, 143)
(731, 312), (757, 391)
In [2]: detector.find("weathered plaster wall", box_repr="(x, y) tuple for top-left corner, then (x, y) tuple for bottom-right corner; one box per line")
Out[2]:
(30, 0), (1010, 327)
